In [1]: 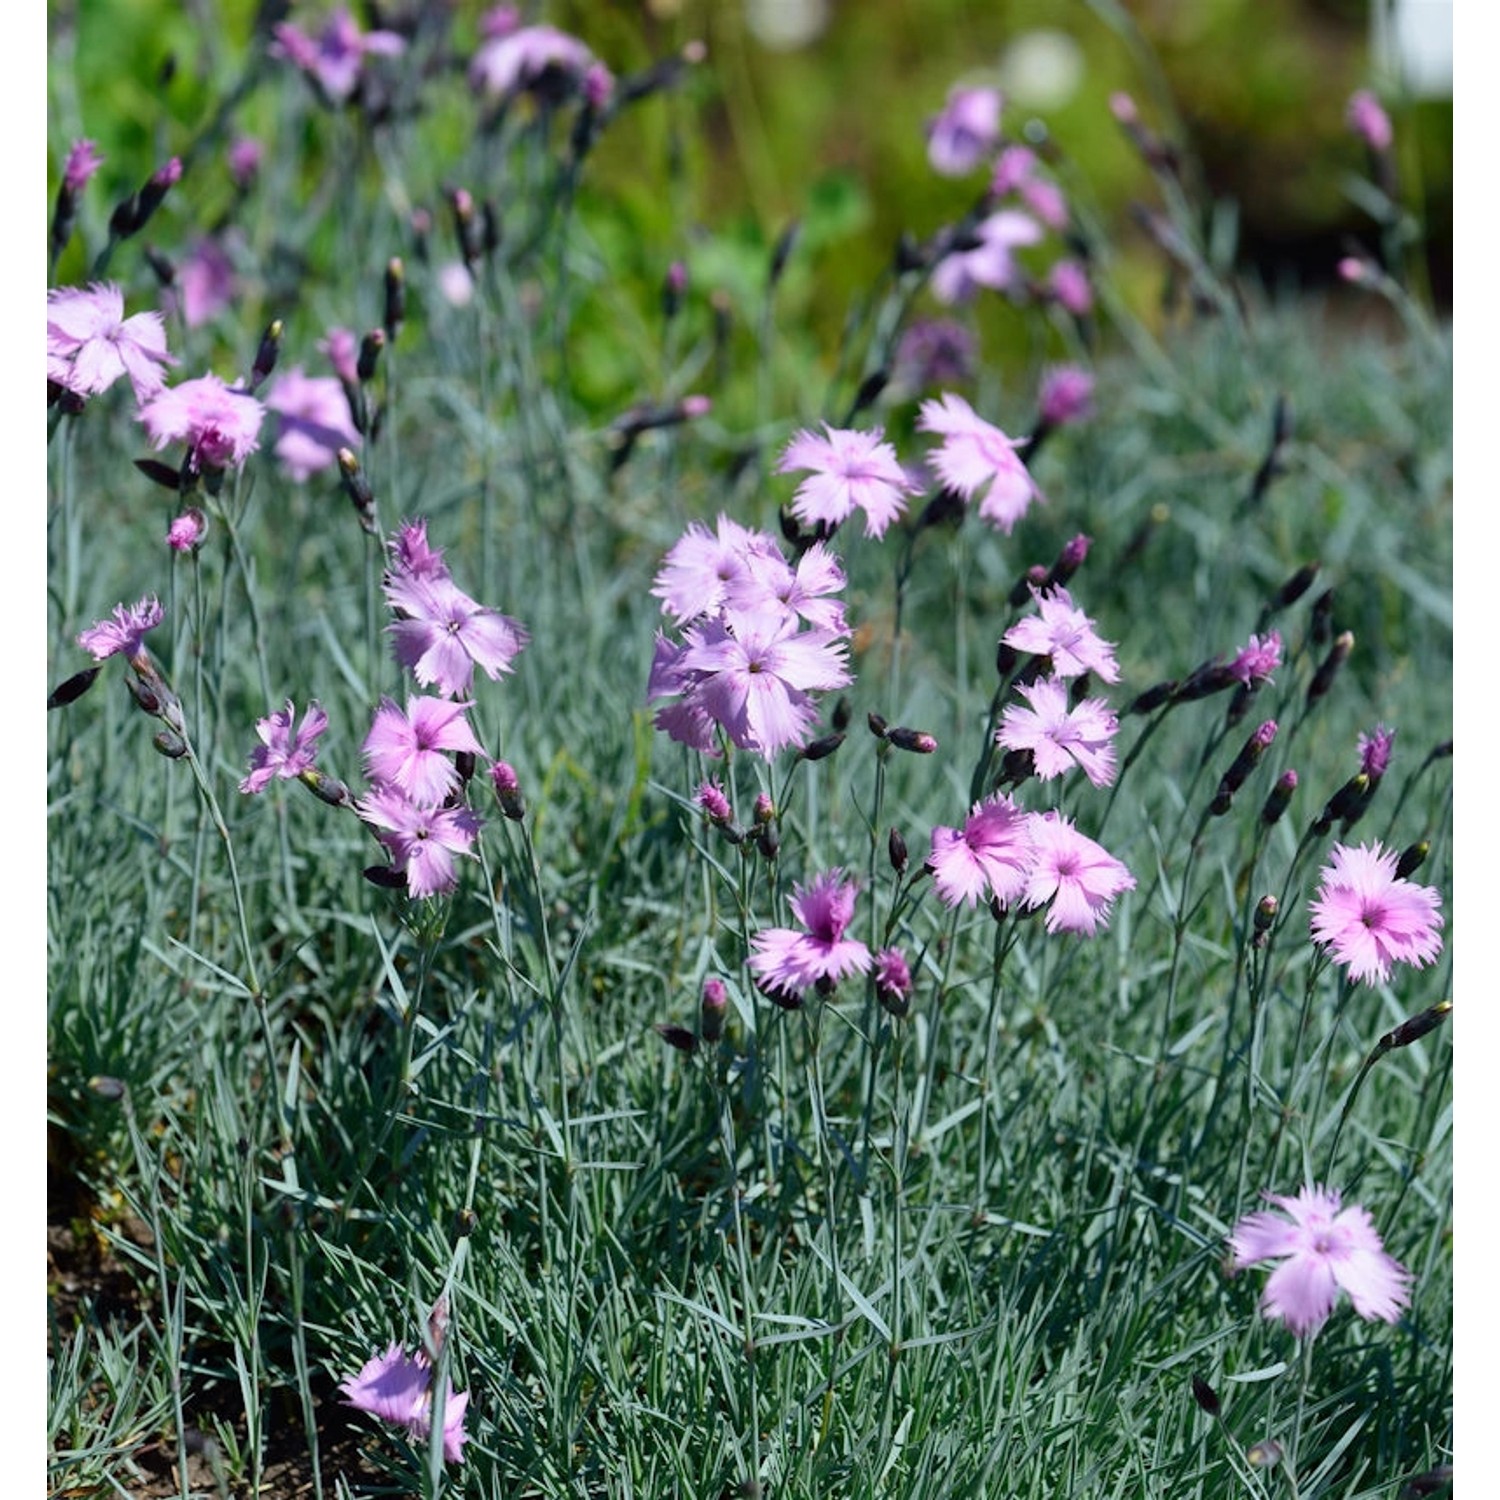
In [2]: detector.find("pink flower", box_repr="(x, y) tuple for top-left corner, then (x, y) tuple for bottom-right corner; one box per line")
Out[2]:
(1003, 586), (1120, 683)
(1038, 366), (1094, 428)
(357, 787), (482, 898)
(469, 22), (592, 99)
(320, 326), (360, 387)
(1346, 90), (1393, 153)
(173, 237), (236, 328)
(48, 283), (175, 403)
(997, 676), (1118, 787)
(341, 1342), (470, 1461)
(775, 425), (918, 540)
(1021, 812), (1135, 935)
(1229, 1184), (1411, 1338)
(651, 515), (783, 624)
(63, 139), (104, 193)
(264, 367), (361, 481)
(1229, 631), (1282, 687)
(1308, 841), (1443, 985)
(989, 144), (1037, 196)
(926, 794), (1035, 909)
(1357, 724), (1395, 780)
(720, 541), (848, 634)
(77, 596), (163, 662)
(239, 700), (329, 793)
(139, 373), (264, 473)
(388, 518), (450, 583)
(926, 85), (1003, 176)
(272, 7), (406, 103)
(362, 696), (484, 806)
(1019, 176), (1068, 230)
(672, 612), (852, 759)
(874, 947), (913, 1013)
(930, 210), (1043, 304)
(749, 869), (872, 1001)
(918, 392), (1042, 534)
(166, 508), (207, 553)
(385, 572), (530, 697)
(696, 779), (732, 823)
(1048, 259), (1093, 316)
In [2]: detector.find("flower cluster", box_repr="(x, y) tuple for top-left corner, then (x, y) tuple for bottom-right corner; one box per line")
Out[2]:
(647, 515), (852, 759)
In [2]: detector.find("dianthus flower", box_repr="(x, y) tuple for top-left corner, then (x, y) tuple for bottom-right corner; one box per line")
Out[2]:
(1003, 585), (1120, 683)
(62, 138), (104, 193)
(272, 7), (405, 103)
(918, 392), (1042, 534)
(1357, 723), (1395, 780)
(720, 541), (848, 633)
(387, 517), (450, 583)
(385, 572), (530, 698)
(341, 1342), (469, 1461)
(749, 869), (872, 1001)
(1021, 811), (1135, 935)
(320, 326), (360, 388)
(239, 700), (329, 794)
(357, 787), (482, 898)
(77, 595), (164, 663)
(926, 794), (1034, 909)
(48, 283), (175, 403)
(874, 946), (913, 1014)
(775, 424), (918, 540)
(650, 515), (784, 624)
(1308, 840), (1443, 985)
(1229, 1184), (1411, 1338)
(166, 508), (207, 553)
(264, 367), (361, 481)
(469, 22), (592, 99)
(925, 85), (1003, 176)
(1048, 258), (1094, 316)
(139, 373), (264, 474)
(362, 695), (484, 806)
(997, 676), (1118, 787)
(1229, 631), (1282, 687)
(173, 237), (236, 329)
(1346, 89), (1393, 153)
(1037, 366), (1094, 428)
(930, 210), (1043, 304)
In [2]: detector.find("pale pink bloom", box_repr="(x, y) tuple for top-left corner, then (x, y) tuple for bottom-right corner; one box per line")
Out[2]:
(1038, 366), (1094, 428)
(926, 85), (1003, 176)
(918, 392), (1042, 534)
(362, 696), (484, 806)
(469, 22), (592, 99)
(240, 700), (329, 793)
(228, 136), (263, 188)
(342, 1342), (469, 1461)
(776, 425), (918, 540)
(357, 787), (482, 899)
(651, 515), (782, 624)
(998, 676), (1118, 787)
(1229, 631), (1282, 687)
(749, 869), (872, 1000)
(63, 139), (104, 193)
(264, 367), (362, 481)
(48, 283), (175, 403)
(696, 779), (732, 822)
(1308, 840), (1443, 985)
(166, 508), (207, 553)
(437, 261), (476, 307)
(874, 947), (913, 1012)
(1229, 1184), (1411, 1338)
(1003, 586), (1120, 683)
(926, 794), (1035, 909)
(674, 613), (852, 759)
(272, 8), (406, 103)
(1346, 90), (1393, 153)
(1048, 258), (1093, 316)
(174, 237), (235, 328)
(1357, 724), (1395, 780)
(989, 144), (1037, 196)
(77, 596), (163, 662)
(1021, 811), (1135, 935)
(721, 541), (848, 633)
(319, 326), (359, 387)
(1019, 176), (1068, 230)
(385, 572), (529, 697)
(647, 633), (721, 755)
(139, 373), (264, 473)
(930, 210), (1043, 303)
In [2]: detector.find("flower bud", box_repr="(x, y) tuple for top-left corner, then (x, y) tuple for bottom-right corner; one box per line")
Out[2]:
(490, 760), (526, 821)
(166, 507), (208, 554)
(1377, 999), (1451, 1055)
(1252, 894), (1277, 946)
(300, 768), (353, 808)
(756, 821), (779, 862)
(1210, 720), (1278, 815)
(1259, 769), (1298, 826)
(1306, 631), (1353, 705)
(887, 726), (938, 754)
(654, 1022), (699, 1055)
(357, 328), (386, 384)
(1312, 772), (1367, 836)
(995, 639), (1020, 680)
(1046, 533), (1091, 590)
(338, 449), (380, 534)
(696, 779), (732, 823)
(384, 257), (406, 343)
(1394, 840), (1430, 880)
(1309, 588), (1336, 647)
(752, 794), (775, 827)
(1126, 680), (1178, 716)
(48, 667), (101, 709)
(875, 948), (913, 1019)
(1191, 1375), (1221, 1416)
(888, 827), (909, 875)
(1008, 563), (1049, 610)
(700, 977), (728, 1043)
(800, 731), (846, 762)
(1272, 561), (1319, 610)
(153, 729), (188, 759)
(249, 319), (283, 392)
(662, 259), (687, 320)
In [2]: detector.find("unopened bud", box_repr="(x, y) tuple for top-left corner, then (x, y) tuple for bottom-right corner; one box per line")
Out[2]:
(1127, 679), (1178, 716)
(654, 1022), (699, 1055)
(1210, 720), (1278, 815)
(1008, 563), (1049, 609)
(153, 729), (188, 758)
(875, 948), (913, 1019)
(1259, 769), (1298, 826)
(1176, 662), (1237, 703)
(1246, 1438), (1283, 1469)
(888, 827), (909, 875)
(1273, 561), (1319, 610)
(300, 768), (353, 808)
(1306, 631), (1353, 704)
(662, 259), (688, 321)
(887, 726), (937, 754)
(752, 794), (775, 827)
(700, 977), (728, 1043)
(1309, 588), (1336, 647)
(124, 673), (164, 716)
(801, 731), (846, 762)
(831, 696), (851, 732)
(454, 750), (477, 785)
(866, 710), (890, 740)
(1394, 840), (1430, 880)
(1046, 533), (1091, 590)
(756, 821), (779, 861)
(357, 328), (385, 384)
(1378, 999), (1451, 1054)
(338, 449), (379, 533)
(384, 258), (406, 342)
(1312, 772), (1368, 836)
(998, 746), (1034, 786)
(848, 368), (889, 422)
(1191, 1375), (1221, 1416)
(48, 667), (101, 709)
(88, 1075), (127, 1101)
(1253, 894), (1278, 934)
(250, 319), (283, 391)
(490, 760), (526, 821)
